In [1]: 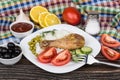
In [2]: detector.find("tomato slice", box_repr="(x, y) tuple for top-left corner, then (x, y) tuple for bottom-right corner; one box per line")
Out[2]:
(37, 47), (57, 63)
(100, 34), (120, 48)
(101, 45), (120, 61)
(51, 49), (71, 66)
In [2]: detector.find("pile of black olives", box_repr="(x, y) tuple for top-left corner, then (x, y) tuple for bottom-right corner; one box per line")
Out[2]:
(0, 42), (22, 59)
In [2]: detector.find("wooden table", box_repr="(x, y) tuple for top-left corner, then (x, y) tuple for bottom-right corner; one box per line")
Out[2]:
(0, 52), (120, 80)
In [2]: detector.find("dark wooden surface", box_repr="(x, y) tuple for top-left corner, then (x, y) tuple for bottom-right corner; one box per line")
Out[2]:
(0, 53), (120, 80)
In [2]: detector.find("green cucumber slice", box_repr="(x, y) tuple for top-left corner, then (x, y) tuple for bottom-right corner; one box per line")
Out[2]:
(81, 46), (92, 54)
(75, 49), (83, 56)
(70, 50), (76, 55)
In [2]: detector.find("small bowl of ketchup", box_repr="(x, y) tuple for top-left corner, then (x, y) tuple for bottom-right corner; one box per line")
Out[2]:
(10, 21), (34, 38)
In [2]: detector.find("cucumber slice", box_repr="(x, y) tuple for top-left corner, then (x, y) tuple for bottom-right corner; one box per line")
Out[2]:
(72, 55), (84, 62)
(81, 46), (92, 54)
(70, 50), (76, 55)
(75, 49), (83, 56)
(72, 55), (79, 62)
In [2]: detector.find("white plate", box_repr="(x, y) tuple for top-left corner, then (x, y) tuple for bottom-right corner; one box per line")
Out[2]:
(20, 24), (101, 74)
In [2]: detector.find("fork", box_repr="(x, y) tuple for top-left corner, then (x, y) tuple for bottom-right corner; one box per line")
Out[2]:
(84, 55), (120, 68)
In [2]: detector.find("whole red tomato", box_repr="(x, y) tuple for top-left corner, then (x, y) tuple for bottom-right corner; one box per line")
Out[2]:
(62, 7), (81, 25)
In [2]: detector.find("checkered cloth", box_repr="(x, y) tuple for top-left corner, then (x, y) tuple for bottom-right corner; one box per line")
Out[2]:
(0, 0), (120, 45)
(74, 0), (120, 41)
(0, 0), (73, 44)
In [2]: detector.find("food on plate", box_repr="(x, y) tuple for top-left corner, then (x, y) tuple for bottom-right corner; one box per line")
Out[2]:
(28, 30), (70, 56)
(37, 47), (57, 63)
(40, 33), (85, 50)
(30, 6), (48, 23)
(101, 45), (120, 61)
(11, 22), (33, 33)
(51, 49), (71, 66)
(28, 29), (89, 66)
(100, 34), (120, 48)
(21, 24), (101, 72)
(0, 42), (22, 59)
(62, 7), (81, 25)
(28, 35), (42, 56)
(37, 48), (71, 66)
(41, 29), (70, 40)
(81, 46), (92, 54)
(70, 46), (92, 62)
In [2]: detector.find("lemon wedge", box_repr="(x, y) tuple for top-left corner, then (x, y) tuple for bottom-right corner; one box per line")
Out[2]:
(30, 6), (48, 23)
(38, 12), (50, 28)
(44, 13), (61, 27)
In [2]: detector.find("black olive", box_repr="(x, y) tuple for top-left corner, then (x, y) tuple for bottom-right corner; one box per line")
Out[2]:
(1, 47), (8, 54)
(3, 53), (11, 59)
(14, 48), (21, 56)
(0, 53), (3, 58)
(0, 42), (22, 59)
(0, 47), (6, 58)
(11, 54), (16, 58)
(0, 47), (9, 59)
(7, 42), (15, 49)
(14, 46), (21, 50)
(8, 49), (14, 53)
(0, 47), (4, 52)
(11, 46), (22, 57)
(7, 49), (14, 58)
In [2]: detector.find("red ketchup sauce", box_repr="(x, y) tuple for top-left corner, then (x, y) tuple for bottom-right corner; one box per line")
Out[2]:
(11, 22), (32, 33)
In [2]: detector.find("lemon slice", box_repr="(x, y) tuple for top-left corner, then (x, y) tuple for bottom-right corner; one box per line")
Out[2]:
(30, 6), (48, 23)
(38, 12), (50, 28)
(44, 13), (61, 27)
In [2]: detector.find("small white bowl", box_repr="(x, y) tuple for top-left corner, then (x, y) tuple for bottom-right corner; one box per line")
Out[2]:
(0, 42), (22, 65)
(10, 21), (34, 38)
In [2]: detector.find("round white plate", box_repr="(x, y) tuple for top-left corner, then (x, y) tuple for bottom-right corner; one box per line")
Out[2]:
(20, 24), (101, 74)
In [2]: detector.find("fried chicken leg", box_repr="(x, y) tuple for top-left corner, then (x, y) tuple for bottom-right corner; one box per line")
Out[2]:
(40, 33), (85, 50)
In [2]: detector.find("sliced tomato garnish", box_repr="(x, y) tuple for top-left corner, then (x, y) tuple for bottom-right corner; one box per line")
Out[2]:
(100, 34), (120, 48)
(37, 47), (57, 63)
(101, 45), (120, 61)
(51, 49), (71, 66)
